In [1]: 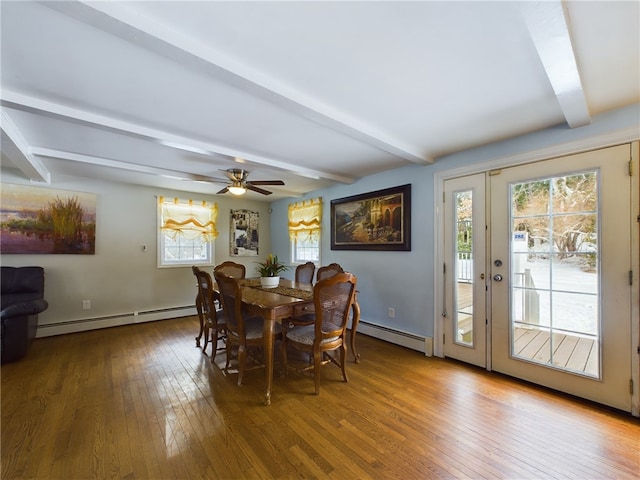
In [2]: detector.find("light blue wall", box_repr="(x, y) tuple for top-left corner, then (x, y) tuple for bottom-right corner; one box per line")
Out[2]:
(270, 104), (640, 340)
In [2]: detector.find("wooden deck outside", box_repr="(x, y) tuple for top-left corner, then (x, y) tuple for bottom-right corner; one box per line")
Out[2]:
(456, 281), (598, 376)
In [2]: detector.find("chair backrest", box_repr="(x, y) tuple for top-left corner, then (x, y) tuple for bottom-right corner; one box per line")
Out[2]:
(193, 267), (219, 323)
(214, 272), (246, 339)
(316, 263), (344, 282)
(313, 272), (357, 343)
(213, 261), (246, 279)
(295, 262), (316, 284)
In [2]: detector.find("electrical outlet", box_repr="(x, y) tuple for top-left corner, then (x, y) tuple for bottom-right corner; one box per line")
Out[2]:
(388, 307), (395, 319)
(82, 299), (91, 310)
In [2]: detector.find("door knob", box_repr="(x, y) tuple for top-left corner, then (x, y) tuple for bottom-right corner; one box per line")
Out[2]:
(493, 274), (503, 282)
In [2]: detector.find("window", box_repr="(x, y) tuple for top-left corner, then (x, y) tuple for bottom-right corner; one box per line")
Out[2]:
(157, 196), (218, 267)
(288, 197), (322, 264)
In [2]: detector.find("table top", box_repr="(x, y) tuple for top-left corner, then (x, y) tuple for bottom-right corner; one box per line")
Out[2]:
(229, 278), (313, 309)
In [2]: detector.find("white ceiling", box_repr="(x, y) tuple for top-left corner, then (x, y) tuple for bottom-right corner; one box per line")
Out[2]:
(1, 1), (639, 200)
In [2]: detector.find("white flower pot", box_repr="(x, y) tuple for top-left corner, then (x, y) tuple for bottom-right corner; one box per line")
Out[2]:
(260, 276), (280, 288)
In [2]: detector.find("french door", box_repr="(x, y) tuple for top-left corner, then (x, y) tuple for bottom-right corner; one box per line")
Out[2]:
(443, 143), (636, 411)
(443, 173), (487, 367)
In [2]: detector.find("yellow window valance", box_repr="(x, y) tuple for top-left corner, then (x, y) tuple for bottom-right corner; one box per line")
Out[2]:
(288, 197), (322, 242)
(159, 196), (218, 242)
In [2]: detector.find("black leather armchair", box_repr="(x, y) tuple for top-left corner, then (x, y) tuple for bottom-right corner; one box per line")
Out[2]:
(1, 266), (49, 363)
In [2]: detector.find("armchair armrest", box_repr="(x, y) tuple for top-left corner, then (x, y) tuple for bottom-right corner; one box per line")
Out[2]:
(1, 299), (49, 320)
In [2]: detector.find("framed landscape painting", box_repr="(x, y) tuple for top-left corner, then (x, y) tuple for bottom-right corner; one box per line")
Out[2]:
(0, 183), (96, 254)
(331, 184), (411, 251)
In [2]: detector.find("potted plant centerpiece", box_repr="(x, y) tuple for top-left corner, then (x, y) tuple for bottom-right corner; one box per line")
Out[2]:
(256, 254), (289, 288)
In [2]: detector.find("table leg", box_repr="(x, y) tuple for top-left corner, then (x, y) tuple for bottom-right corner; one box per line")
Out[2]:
(263, 314), (276, 406)
(350, 299), (361, 363)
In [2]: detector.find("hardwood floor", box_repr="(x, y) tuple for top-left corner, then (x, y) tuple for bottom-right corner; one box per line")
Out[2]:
(2, 316), (638, 479)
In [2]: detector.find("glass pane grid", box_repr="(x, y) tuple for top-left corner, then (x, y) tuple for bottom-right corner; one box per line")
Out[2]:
(162, 233), (210, 265)
(293, 237), (320, 263)
(509, 171), (600, 378)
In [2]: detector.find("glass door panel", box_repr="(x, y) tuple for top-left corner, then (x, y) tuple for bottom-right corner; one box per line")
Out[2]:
(455, 192), (473, 345)
(490, 144), (633, 412)
(443, 173), (486, 368)
(510, 171), (599, 377)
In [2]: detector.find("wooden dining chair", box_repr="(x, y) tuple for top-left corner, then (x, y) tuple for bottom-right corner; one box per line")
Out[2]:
(214, 272), (281, 386)
(193, 266), (226, 360)
(280, 272), (357, 395)
(295, 262), (315, 284)
(192, 265), (208, 348)
(213, 261), (246, 279)
(290, 262), (345, 326)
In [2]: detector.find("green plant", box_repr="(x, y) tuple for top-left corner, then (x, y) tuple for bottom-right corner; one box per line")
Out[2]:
(256, 254), (289, 277)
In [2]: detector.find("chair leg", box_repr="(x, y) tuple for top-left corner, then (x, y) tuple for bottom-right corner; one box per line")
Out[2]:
(339, 344), (348, 383)
(210, 327), (218, 363)
(195, 293), (204, 347)
(202, 322), (210, 354)
(237, 344), (246, 386)
(313, 350), (322, 395)
(225, 341), (232, 370)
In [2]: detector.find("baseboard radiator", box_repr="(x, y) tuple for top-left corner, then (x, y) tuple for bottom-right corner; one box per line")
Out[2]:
(36, 306), (197, 338)
(37, 310), (433, 357)
(355, 320), (433, 356)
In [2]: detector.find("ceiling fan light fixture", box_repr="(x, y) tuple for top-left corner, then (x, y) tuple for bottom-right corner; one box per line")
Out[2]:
(228, 184), (246, 195)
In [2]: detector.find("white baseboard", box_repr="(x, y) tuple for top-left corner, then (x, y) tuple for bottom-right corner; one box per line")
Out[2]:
(356, 320), (433, 356)
(36, 306), (197, 337)
(37, 311), (433, 358)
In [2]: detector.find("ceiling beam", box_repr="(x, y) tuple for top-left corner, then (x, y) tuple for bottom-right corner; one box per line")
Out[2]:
(1, 90), (355, 185)
(30, 147), (305, 197)
(521, 1), (591, 128)
(0, 109), (51, 183)
(44, 0), (432, 165)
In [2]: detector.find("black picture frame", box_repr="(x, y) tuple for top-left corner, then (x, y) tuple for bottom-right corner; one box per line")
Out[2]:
(330, 184), (411, 251)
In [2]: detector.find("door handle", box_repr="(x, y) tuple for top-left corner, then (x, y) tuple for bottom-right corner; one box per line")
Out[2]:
(493, 274), (503, 282)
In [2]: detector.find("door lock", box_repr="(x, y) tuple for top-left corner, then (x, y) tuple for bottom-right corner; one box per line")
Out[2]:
(494, 259), (503, 267)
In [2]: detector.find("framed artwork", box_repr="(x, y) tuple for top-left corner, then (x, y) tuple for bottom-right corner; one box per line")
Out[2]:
(230, 209), (259, 256)
(331, 184), (411, 251)
(0, 183), (96, 254)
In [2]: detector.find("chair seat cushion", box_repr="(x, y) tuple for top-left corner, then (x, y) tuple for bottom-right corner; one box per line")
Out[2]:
(243, 316), (282, 340)
(286, 322), (341, 345)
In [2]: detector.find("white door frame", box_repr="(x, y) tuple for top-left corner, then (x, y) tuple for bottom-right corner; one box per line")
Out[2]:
(433, 130), (639, 416)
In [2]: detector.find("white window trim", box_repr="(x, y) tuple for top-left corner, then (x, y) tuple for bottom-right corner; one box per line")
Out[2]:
(157, 198), (215, 268)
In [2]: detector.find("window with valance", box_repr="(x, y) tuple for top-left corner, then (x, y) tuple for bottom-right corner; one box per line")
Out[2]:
(288, 197), (322, 263)
(158, 196), (218, 267)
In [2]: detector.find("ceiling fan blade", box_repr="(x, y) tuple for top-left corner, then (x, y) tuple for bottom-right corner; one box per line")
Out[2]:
(248, 180), (285, 186)
(198, 176), (230, 184)
(246, 184), (273, 195)
(216, 186), (230, 194)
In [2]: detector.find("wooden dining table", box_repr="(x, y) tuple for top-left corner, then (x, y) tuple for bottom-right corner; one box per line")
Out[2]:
(213, 277), (360, 405)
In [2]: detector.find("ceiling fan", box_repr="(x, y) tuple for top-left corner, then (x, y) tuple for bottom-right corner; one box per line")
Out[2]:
(215, 168), (285, 196)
